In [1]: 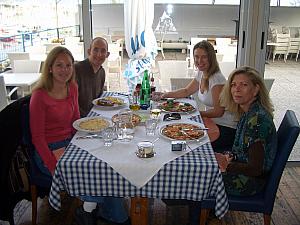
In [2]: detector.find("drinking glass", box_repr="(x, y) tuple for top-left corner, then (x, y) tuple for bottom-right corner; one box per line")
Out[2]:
(129, 94), (140, 111)
(102, 127), (115, 147)
(117, 109), (135, 141)
(145, 118), (158, 136)
(150, 108), (161, 119)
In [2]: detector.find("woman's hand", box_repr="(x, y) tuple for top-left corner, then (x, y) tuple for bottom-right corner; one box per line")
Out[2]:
(151, 92), (165, 101)
(215, 152), (231, 172)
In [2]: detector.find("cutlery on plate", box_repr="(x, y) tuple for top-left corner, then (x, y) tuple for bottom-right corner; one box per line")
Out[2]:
(115, 93), (129, 97)
(76, 134), (102, 139)
(182, 127), (209, 131)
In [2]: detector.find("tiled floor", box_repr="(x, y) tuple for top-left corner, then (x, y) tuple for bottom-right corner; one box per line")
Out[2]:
(108, 51), (300, 161)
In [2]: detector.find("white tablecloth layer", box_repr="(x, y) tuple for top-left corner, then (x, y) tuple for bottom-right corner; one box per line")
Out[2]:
(72, 116), (209, 188)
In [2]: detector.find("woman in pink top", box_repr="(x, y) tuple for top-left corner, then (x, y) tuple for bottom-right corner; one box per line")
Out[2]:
(30, 46), (80, 176)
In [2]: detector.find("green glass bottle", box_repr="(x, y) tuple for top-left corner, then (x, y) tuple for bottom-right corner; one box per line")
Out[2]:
(140, 70), (151, 108)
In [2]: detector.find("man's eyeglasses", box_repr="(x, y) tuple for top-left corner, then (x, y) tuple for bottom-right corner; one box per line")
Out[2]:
(163, 113), (181, 121)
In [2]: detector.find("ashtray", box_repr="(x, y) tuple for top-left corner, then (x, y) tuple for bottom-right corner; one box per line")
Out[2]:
(136, 141), (155, 158)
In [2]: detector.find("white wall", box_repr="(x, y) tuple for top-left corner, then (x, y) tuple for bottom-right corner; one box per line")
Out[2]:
(88, 4), (300, 41)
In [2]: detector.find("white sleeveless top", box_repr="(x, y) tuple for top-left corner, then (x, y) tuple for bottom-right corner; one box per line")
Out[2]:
(195, 70), (237, 129)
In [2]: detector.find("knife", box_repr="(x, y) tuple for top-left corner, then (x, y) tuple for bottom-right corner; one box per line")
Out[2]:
(181, 127), (209, 131)
(76, 134), (102, 139)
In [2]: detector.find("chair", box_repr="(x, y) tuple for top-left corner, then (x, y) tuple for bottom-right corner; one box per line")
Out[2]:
(199, 110), (300, 225)
(272, 33), (290, 62)
(287, 37), (300, 61)
(0, 75), (19, 112)
(102, 34), (113, 44)
(21, 99), (52, 225)
(44, 43), (61, 54)
(158, 60), (188, 91)
(107, 53), (122, 89)
(218, 61), (236, 78)
(7, 52), (30, 69)
(13, 60), (42, 73)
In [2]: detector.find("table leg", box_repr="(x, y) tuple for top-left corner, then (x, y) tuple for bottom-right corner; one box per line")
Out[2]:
(130, 197), (148, 225)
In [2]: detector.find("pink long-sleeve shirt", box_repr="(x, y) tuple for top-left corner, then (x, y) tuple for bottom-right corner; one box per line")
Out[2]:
(30, 82), (80, 173)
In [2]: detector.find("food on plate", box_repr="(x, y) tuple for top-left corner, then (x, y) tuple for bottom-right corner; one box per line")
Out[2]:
(161, 123), (204, 140)
(78, 118), (110, 131)
(111, 113), (141, 126)
(159, 101), (195, 113)
(96, 96), (124, 106)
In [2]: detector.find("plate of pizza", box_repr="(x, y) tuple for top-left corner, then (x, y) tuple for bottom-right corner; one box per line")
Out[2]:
(159, 122), (206, 141)
(158, 101), (196, 114)
(73, 116), (111, 133)
(92, 96), (125, 109)
(111, 113), (142, 127)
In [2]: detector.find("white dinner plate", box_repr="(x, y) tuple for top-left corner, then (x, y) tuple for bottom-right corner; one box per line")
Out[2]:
(73, 116), (111, 133)
(158, 101), (196, 114)
(159, 121), (207, 142)
(92, 96), (126, 109)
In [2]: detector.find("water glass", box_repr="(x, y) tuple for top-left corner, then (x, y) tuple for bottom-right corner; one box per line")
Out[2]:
(150, 108), (162, 119)
(102, 127), (115, 147)
(145, 118), (158, 136)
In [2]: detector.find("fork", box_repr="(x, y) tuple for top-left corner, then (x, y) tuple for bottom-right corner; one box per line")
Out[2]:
(179, 129), (201, 142)
(182, 127), (209, 131)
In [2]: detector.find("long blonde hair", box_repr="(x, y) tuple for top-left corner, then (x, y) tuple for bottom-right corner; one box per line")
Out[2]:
(220, 66), (274, 119)
(33, 46), (75, 92)
(193, 40), (220, 90)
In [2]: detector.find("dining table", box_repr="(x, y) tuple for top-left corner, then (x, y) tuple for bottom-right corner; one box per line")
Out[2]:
(2, 72), (41, 96)
(49, 92), (228, 225)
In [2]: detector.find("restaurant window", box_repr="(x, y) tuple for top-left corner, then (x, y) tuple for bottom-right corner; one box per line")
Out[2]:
(0, 0), (82, 64)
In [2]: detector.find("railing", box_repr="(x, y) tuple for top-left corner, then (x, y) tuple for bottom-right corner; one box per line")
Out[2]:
(0, 25), (80, 63)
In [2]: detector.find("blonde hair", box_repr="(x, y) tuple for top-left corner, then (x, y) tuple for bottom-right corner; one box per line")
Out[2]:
(220, 66), (274, 119)
(193, 40), (220, 89)
(33, 46), (75, 92)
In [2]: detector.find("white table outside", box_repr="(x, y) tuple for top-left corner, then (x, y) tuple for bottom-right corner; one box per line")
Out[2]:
(2, 72), (40, 96)
(2, 72), (40, 87)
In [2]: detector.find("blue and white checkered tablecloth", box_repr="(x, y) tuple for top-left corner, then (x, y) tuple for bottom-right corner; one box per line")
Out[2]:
(49, 92), (229, 218)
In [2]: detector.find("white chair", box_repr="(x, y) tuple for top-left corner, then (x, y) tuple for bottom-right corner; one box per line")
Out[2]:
(44, 43), (61, 54)
(170, 77), (205, 110)
(102, 34), (112, 44)
(7, 52), (30, 69)
(272, 33), (290, 62)
(287, 37), (300, 61)
(107, 54), (122, 89)
(115, 38), (124, 59)
(0, 75), (19, 112)
(13, 60), (42, 73)
(158, 60), (188, 91)
(219, 61), (236, 78)
(190, 37), (207, 45)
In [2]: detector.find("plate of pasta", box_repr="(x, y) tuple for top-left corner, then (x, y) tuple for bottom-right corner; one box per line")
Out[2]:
(73, 116), (111, 133)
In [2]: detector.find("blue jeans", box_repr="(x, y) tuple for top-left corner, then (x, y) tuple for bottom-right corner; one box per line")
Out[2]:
(80, 196), (128, 223)
(33, 138), (72, 177)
